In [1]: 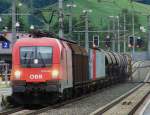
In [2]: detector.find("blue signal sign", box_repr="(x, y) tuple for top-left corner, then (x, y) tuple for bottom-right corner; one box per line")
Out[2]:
(2, 41), (10, 49)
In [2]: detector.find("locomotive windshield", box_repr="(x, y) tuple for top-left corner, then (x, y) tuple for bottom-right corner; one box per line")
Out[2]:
(20, 46), (52, 68)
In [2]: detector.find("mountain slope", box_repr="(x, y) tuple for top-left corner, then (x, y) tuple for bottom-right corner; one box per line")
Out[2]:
(0, 0), (150, 31)
(71, 0), (150, 27)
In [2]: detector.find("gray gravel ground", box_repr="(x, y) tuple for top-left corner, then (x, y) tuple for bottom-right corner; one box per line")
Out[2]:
(39, 61), (150, 115)
(39, 83), (140, 115)
(0, 87), (12, 111)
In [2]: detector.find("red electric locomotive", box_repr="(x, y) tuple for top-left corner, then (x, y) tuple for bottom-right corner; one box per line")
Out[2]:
(10, 36), (131, 105)
(11, 37), (74, 104)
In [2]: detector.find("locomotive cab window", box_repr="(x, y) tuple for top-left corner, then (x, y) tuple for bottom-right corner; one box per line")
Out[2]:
(20, 46), (52, 68)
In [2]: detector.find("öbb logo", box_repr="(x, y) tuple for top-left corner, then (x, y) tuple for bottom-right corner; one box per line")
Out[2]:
(29, 74), (43, 79)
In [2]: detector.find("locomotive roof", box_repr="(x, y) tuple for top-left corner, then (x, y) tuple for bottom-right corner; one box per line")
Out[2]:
(14, 37), (59, 45)
(13, 37), (63, 53)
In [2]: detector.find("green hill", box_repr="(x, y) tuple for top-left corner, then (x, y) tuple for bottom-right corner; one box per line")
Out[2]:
(68, 0), (150, 28)
(39, 0), (150, 34)
(0, 0), (149, 51)
(0, 0), (150, 31)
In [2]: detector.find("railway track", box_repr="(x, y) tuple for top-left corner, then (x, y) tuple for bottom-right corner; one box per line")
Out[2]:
(0, 85), (113, 115)
(130, 61), (150, 84)
(25, 87), (116, 115)
(90, 69), (150, 115)
(132, 61), (144, 74)
(0, 107), (24, 115)
(0, 61), (145, 115)
(0, 81), (131, 115)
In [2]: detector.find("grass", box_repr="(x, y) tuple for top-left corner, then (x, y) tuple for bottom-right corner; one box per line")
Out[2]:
(70, 0), (150, 27)
(1, 0), (150, 37)
(1, 0), (149, 30)
(40, 0), (150, 30)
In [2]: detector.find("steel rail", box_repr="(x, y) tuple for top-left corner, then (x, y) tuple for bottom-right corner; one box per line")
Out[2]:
(90, 69), (150, 115)
(91, 84), (144, 115)
(0, 60), (142, 115)
(26, 82), (126, 115)
(26, 90), (107, 115)
(0, 107), (23, 115)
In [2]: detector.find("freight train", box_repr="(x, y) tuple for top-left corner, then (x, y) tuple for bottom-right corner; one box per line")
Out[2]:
(10, 37), (132, 105)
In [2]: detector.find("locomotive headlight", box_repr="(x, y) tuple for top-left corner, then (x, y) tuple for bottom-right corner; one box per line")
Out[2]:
(14, 70), (21, 79)
(52, 70), (59, 79)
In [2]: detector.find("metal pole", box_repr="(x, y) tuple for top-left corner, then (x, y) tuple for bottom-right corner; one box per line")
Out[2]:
(85, 12), (89, 52)
(16, 5), (19, 35)
(4, 64), (8, 83)
(132, 8), (135, 59)
(30, 0), (33, 13)
(117, 16), (120, 53)
(59, 0), (64, 39)
(124, 13), (126, 53)
(148, 15), (150, 59)
(112, 18), (115, 52)
(108, 20), (111, 51)
(30, 0), (33, 23)
(12, 0), (16, 44)
(69, 7), (73, 39)
(78, 33), (80, 45)
(108, 19), (110, 36)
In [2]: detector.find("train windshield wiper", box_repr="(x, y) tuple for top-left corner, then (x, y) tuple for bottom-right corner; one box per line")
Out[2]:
(27, 52), (34, 67)
(23, 52), (27, 65)
(38, 52), (46, 67)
